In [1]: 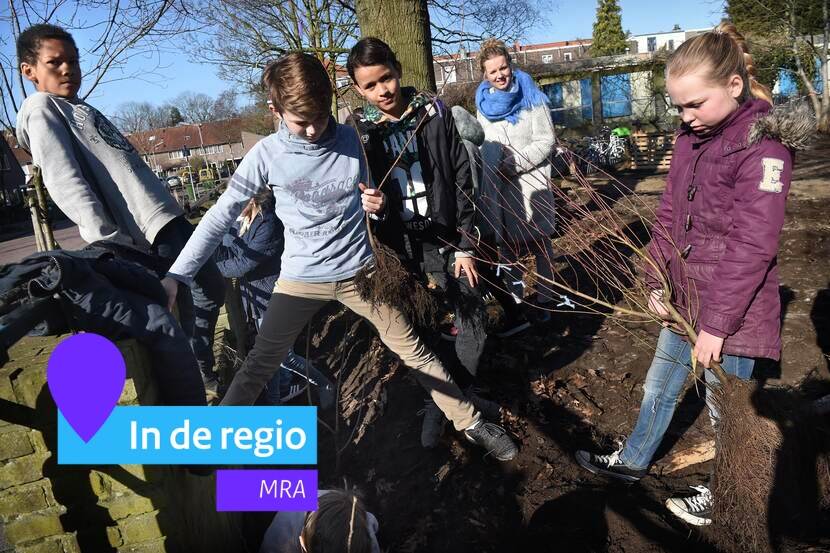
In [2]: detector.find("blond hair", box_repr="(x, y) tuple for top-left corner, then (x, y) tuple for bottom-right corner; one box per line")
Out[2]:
(666, 22), (772, 105)
(477, 38), (511, 73)
(261, 53), (332, 119)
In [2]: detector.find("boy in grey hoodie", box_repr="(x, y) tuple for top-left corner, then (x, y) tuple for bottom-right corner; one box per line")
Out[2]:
(161, 52), (518, 461)
(15, 24), (224, 384)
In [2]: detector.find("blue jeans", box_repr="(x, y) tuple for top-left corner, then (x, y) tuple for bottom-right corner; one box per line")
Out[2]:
(619, 328), (755, 470)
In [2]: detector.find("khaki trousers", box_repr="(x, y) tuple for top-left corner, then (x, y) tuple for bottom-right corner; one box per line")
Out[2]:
(220, 277), (479, 430)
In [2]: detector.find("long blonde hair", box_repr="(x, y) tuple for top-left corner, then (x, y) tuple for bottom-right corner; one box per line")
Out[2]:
(666, 22), (773, 105)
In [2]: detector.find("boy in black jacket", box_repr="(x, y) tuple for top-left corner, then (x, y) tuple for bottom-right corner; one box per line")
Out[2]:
(347, 38), (511, 448)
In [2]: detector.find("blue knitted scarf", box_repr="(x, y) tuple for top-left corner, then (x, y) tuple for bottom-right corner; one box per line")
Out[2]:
(476, 69), (549, 124)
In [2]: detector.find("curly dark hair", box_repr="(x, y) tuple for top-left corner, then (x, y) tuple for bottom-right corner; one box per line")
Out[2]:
(16, 24), (77, 67)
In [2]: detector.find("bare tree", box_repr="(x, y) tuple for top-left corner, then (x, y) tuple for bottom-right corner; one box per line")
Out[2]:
(211, 89), (240, 120)
(112, 100), (174, 133)
(0, 0), (198, 133)
(357, 0), (437, 91)
(188, 0), (553, 95)
(173, 91), (216, 123)
(728, 0), (829, 131)
(189, 0), (357, 92)
(427, 0), (548, 53)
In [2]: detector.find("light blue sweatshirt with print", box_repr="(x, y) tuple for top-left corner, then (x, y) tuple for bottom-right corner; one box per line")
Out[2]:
(167, 119), (373, 285)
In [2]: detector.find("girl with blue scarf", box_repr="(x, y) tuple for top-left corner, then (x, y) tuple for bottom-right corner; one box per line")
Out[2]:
(475, 39), (557, 323)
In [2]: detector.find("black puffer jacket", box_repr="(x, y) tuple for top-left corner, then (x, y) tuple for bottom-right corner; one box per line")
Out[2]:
(0, 247), (205, 405)
(351, 93), (476, 259)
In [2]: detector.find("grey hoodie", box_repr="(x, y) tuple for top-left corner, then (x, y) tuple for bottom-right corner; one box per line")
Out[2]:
(16, 92), (182, 247)
(168, 119), (373, 285)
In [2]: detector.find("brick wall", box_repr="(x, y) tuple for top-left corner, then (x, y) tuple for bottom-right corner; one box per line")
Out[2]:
(0, 336), (242, 553)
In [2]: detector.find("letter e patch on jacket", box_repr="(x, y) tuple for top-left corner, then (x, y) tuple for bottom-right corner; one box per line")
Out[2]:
(759, 158), (785, 193)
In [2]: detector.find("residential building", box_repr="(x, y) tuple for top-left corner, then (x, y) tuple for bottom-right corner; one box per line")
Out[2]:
(628, 27), (709, 54)
(433, 39), (592, 86)
(1, 132), (31, 225)
(531, 53), (675, 131)
(128, 119), (250, 177)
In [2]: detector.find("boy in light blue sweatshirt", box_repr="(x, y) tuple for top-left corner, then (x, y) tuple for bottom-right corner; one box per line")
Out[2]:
(161, 53), (517, 461)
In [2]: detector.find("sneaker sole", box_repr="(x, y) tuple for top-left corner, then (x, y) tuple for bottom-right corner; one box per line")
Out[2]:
(574, 451), (643, 483)
(495, 321), (531, 338)
(665, 499), (712, 526)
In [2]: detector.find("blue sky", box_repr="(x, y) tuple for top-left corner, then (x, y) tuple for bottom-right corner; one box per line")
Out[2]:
(3, 0), (726, 119)
(528, 0), (725, 44)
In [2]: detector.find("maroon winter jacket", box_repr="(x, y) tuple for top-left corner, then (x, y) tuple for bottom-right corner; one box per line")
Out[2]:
(648, 99), (814, 360)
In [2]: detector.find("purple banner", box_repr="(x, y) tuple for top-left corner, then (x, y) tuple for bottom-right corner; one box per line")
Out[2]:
(216, 469), (318, 512)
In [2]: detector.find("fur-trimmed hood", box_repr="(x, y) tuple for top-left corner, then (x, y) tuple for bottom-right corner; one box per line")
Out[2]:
(749, 100), (816, 151)
(451, 105), (485, 146)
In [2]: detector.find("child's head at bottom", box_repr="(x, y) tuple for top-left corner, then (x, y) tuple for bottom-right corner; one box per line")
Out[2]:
(262, 53), (332, 143)
(665, 22), (773, 134)
(300, 489), (373, 553)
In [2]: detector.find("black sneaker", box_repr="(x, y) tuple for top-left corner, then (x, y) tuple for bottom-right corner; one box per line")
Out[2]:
(464, 421), (518, 461)
(494, 316), (531, 338)
(575, 448), (647, 482)
(665, 485), (713, 526)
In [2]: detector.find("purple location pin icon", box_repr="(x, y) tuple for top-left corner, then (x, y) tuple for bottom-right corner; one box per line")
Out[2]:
(47, 333), (126, 442)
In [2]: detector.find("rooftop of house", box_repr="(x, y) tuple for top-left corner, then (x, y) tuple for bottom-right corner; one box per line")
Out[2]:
(434, 38), (593, 62)
(127, 118), (245, 154)
(3, 131), (32, 166)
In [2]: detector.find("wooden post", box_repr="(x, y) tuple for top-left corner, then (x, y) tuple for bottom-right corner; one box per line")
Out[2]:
(26, 190), (47, 252)
(30, 166), (59, 250)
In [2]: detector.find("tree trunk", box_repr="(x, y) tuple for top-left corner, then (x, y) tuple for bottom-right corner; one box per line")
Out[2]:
(356, 0), (437, 92)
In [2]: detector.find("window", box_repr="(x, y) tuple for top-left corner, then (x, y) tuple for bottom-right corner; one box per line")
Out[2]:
(601, 73), (632, 118)
(436, 65), (456, 84)
(543, 82), (564, 124)
(815, 57), (825, 93)
(563, 52), (573, 62)
(580, 78), (593, 121)
(647, 37), (657, 52)
(168, 150), (184, 160)
(667, 39), (675, 51)
(202, 144), (224, 155)
(542, 54), (553, 64)
(543, 78), (592, 127)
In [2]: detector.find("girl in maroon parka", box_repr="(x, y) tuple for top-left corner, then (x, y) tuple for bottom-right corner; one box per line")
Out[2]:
(575, 23), (814, 526)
